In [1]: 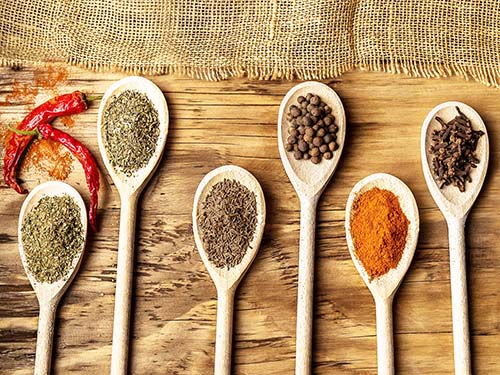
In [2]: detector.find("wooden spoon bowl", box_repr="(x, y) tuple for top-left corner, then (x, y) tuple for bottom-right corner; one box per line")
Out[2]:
(345, 173), (419, 298)
(18, 181), (87, 375)
(421, 101), (489, 219)
(97, 75), (169, 195)
(277, 81), (346, 197)
(192, 165), (266, 375)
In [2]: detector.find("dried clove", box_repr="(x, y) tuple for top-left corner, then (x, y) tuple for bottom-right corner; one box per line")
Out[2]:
(429, 106), (484, 192)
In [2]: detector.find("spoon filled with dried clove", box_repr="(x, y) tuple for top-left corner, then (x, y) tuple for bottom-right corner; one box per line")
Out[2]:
(277, 81), (346, 375)
(193, 165), (266, 375)
(421, 102), (489, 375)
(18, 181), (87, 375)
(97, 76), (169, 375)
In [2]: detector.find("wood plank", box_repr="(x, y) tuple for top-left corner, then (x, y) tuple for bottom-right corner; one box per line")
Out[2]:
(0, 64), (500, 374)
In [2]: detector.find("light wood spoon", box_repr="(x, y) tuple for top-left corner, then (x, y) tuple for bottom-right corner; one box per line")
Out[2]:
(192, 165), (266, 375)
(18, 181), (87, 375)
(97, 76), (169, 375)
(345, 173), (419, 375)
(421, 102), (489, 375)
(277, 81), (346, 374)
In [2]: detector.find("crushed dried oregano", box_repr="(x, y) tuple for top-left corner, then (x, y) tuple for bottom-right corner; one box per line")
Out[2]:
(103, 89), (160, 176)
(21, 194), (84, 283)
(198, 179), (257, 269)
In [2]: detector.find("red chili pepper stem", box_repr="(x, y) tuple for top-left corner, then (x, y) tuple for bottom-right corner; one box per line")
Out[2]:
(7, 126), (42, 139)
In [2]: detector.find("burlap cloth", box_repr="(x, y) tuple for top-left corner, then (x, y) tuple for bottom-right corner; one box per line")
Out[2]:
(1, 1), (499, 87)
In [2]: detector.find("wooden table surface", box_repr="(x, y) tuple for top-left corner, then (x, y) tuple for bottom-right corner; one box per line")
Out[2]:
(1, 65), (499, 374)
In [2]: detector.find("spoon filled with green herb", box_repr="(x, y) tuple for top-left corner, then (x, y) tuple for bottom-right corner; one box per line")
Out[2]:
(18, 181), (87, 375)
(97, 76), (169, 375)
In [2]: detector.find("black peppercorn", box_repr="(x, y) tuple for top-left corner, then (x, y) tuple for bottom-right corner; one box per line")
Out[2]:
(306, 93), (313, 101)
(302, 116), (312, 127)
(311, 155), (321, 164)
(328, 124), (338, 134)
(285, 143), (293, 152)
(311, 107), (321, 117)
(317, 128), (326, 137)
(310, 147), (320, 157)
(293, 150), (303, 160)
(287, 135), (297, 144)
(323, 134), (332, 144)
(324, 151), (333, 160)
(297, 95), (306, 103)
(298, 126), (305, 135)
(324, 116), (332, 126)
(319, 144), (328, 153)
(310, 95), (320, 105)
(290, 106), (301, 118)
(298, 140), (309, 152)
(312, 137), (323, 147)
(303, 153), (311, 160)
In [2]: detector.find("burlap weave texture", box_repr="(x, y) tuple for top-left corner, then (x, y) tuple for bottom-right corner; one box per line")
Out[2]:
(1, 1), (499, 86)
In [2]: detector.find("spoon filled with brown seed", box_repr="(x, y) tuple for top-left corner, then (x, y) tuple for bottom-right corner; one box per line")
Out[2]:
(18, 181), (87, 375)
(97, 76), (169, 375)
(421, 101), (489, 375)
(277, 81), (346, 375)
(193, 165), (266, 375)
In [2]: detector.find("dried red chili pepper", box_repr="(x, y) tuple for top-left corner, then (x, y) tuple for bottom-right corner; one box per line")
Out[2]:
(37, 123), (100, 231)
(3, 91), (87, 194)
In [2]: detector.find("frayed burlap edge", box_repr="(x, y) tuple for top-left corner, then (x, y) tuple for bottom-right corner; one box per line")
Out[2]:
(2, 57), (499, 89)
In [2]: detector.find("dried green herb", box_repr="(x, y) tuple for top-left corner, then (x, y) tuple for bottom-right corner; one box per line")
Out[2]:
(103, 89), (160, 176)
(21, 195), (84, 283)
(198, 179), (257, 269)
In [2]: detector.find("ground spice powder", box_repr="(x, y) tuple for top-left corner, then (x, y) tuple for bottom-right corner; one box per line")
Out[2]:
(350, 187), (409, 279)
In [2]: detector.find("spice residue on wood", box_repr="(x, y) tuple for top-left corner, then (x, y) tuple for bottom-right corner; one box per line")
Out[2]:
(350, 187), (409, 279)
(429, 106), (484, 192)
(284, 93), (340, 164)
(102, 90), (160, 177)
(21, 194), (84, 283)
(198, 179), (257, 269)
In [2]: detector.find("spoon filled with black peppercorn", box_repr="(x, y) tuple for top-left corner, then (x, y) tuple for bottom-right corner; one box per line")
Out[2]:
(18, 181), (87, 375)
(97, 76), (169, 375)
(421, 101), (489, 375)
(193, 165), (266, 375)
(277, 81), (346, 375)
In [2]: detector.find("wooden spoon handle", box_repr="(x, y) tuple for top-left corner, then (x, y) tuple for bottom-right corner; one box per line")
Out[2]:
(214, 289), (235, 375)
(111, 196), (138, 375)
(448, 217), (471, 375)
(34, 302), (57, 375)
(295, 197), (318, 375)
(375, 297), (394, 375)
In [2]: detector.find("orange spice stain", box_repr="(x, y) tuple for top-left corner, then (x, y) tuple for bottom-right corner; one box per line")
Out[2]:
(60, 115), (75, 128)
(23, 139), (73, 181)
(3, 81), (38, 105)
(34, 65), (68, 91)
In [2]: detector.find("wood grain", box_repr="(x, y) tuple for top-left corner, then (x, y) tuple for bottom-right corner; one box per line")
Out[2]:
(1, 65), (500, 374)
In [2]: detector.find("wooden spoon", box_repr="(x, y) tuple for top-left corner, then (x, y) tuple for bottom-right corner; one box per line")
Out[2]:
(192, 165), (266, 375)
(97, 76), (169, 375)
(277, 81), (346, 374)
(345, 173), (419, 375)
(421, 102), (489, 375)
(18, 181), (87, 375)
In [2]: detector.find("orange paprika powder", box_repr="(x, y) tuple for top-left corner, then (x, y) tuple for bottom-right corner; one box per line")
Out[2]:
(350, 187), (409, 279)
